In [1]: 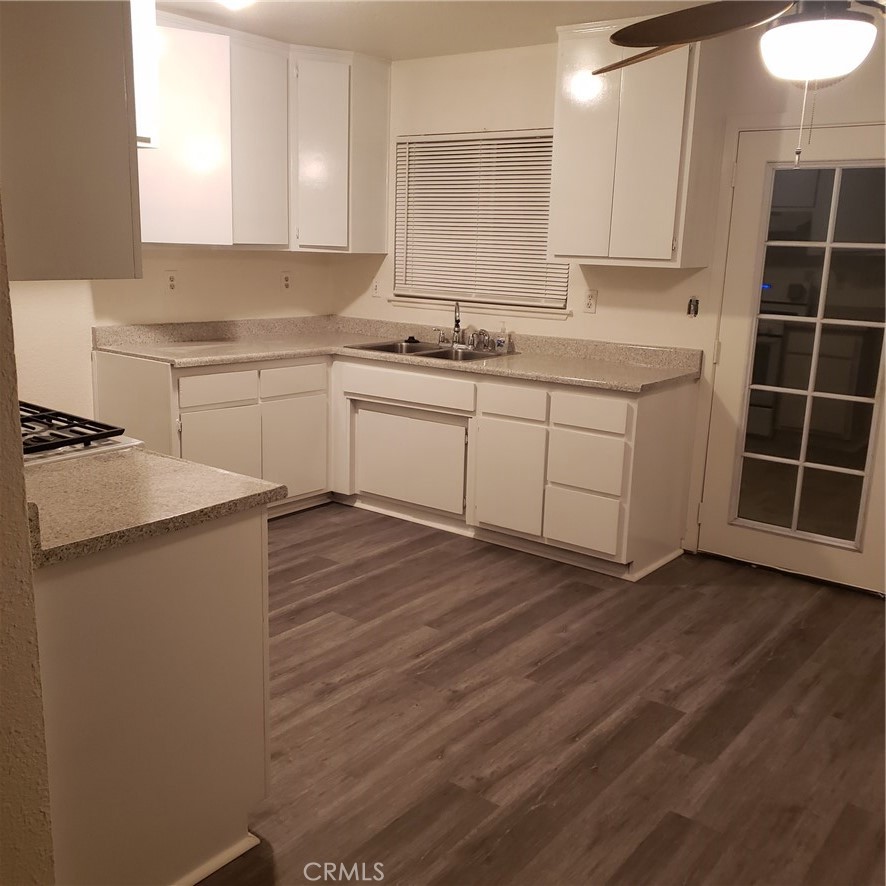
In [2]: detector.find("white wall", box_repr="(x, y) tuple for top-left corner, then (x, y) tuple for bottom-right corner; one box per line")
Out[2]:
(10, 248), (342, 417)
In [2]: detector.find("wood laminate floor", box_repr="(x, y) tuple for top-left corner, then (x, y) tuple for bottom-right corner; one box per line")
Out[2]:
(203, 503), (884, 886)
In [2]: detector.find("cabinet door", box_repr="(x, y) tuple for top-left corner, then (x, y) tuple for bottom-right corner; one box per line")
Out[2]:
(548, 29), (622, 258)
(608, 47), (690, 260)
(0, 1), (141, 280)
(356, 409), (466, 514)
(292, 57), (350, 248)
(181, 405), (261, 478)
(138, 26), (233, 245)
(474, 417), (547, 536)
(261, 394), (327, 499)
(231, 40), (289, 245)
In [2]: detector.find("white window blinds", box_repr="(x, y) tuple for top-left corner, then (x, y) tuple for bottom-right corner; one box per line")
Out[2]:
(394, 132), (570, 309)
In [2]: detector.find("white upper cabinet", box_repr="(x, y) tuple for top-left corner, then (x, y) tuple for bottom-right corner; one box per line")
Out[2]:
(138, 25), (233, 245)
(231, 39), (289, 245)
(549, 21), (718, 268)
(289, 51), (390, 254)
(291, 57), (351, 249)
(0, 1), (141, 281)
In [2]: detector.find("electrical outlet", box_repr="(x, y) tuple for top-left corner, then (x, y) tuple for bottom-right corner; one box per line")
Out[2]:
(372, 280), (380, 298)
(584, 288), (598, 314)
(281, 272), (292, 291)
(164, 271), (178, 295)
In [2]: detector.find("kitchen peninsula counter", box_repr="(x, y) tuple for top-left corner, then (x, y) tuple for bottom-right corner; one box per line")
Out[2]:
(93, 315), (703, 394)
(25, 447), (286, 567)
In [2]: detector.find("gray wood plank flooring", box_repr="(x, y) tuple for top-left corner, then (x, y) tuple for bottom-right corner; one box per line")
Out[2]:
(202, 503), (884, 886)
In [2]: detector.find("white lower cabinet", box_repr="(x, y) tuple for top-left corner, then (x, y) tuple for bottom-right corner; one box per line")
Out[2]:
(355, 409), (467, 515)
(474, 417), (547, 536)
(261, 394), (327, 497)
(181, 404), (262, 478)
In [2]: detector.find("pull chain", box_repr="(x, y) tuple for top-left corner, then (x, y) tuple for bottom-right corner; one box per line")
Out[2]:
(794, 79), (810, 167)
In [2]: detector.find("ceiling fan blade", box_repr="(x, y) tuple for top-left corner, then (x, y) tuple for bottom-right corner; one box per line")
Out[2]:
(611, 1), (796, 48)
(592, 45), (686, 76)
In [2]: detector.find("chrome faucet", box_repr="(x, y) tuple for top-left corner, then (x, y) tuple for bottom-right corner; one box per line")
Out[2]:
(452, 301), (461, 346)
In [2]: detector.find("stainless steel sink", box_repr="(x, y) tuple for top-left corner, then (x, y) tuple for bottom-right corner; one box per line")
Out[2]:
(423, 348), (495, 361)
(350, 340), (442, 354)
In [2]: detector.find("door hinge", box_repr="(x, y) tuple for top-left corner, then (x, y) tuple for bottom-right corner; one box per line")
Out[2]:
(696, 500), (703, 525)
(672, 236), (677, 253)
(712, 340), (722, 365)
(176, 418), (182, 435)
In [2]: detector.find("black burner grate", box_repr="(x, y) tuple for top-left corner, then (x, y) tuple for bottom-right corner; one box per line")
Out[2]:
(20, 402), (125, 455)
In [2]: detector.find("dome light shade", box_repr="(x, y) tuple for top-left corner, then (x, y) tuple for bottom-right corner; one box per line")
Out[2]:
(760, 10), (877, 80)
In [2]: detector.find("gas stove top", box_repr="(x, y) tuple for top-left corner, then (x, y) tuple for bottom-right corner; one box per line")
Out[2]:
(21, 402), (142, 462)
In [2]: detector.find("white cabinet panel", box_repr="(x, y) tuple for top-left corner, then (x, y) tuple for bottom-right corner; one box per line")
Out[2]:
(474, 417), (547, 536)
(477, 383), (548, 421)
(550, 391), (629, 434)
(356, 410), (466, 514)
(293, 57), (350, 248)
(548, 29), (622, 258)
(548, 428), (626, 495)
(179, 370), (258, 408)
(544, 485), (622, 557)
(609, 48), (689, 260)
(0, 1), (141, 280)
(341, 363), (475, 412)
(260, 363), (326, 399)
(262, 394), (327, 498)
(181, 405), (262, 478)
(231, 40), (289, 245)
(138, 26), (233, 245)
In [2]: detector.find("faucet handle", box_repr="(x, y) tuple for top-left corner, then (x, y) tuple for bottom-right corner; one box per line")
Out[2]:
(432, 327), (448, 345)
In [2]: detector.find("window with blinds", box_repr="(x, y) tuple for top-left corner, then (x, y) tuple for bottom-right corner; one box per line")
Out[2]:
(394, 131), (570, 309)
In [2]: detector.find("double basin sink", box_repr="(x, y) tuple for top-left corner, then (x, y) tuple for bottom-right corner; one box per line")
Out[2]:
(350, 340), (503, 362)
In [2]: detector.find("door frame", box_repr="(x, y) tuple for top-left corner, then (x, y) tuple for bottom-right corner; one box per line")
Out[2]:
(696, 122), (885, 591)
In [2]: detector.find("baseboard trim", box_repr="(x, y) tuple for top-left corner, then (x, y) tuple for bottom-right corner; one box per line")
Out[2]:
(175, 832), (259, 886)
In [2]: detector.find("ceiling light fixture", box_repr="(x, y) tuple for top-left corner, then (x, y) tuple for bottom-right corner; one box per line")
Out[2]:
(760, 3), (878, 80)
(218, 0), (256, 11)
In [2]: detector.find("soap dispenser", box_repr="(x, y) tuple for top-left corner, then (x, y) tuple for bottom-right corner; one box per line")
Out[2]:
(493, 323), (509, 354)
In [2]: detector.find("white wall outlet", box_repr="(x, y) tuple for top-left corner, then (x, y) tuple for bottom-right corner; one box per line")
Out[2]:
(584, 288), (598, 314)
(164, 271), (178, 295)
(372, 280), (380, 298)
(281, 272), (292, 291)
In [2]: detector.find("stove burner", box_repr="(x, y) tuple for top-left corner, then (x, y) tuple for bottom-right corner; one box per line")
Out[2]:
(20, 402), (125, 455)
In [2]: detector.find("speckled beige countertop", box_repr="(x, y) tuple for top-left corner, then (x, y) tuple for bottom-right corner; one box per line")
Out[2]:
(25, 448), (287, 568)
(93, 316), (703, 393)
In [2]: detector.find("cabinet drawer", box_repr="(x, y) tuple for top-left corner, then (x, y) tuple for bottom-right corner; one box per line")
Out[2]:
(260, 363), (326, 398)
(550, 391), (629, 434)
(547, 428), (626, 495)
(341, 363), (475, 412)
(179, 370), (258, 408)
(544, 485), (622, 558)
(477, 383), (547, 421)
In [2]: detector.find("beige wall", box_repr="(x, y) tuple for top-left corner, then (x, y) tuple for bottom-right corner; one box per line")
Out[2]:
(10, 247), (342, 417)
(1, 204), (54, 884)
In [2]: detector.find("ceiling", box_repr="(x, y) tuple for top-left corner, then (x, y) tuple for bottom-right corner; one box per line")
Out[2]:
(157, 1), (693, 60)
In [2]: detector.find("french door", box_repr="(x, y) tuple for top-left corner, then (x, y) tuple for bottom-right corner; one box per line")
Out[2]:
(700, 125), (885, 593)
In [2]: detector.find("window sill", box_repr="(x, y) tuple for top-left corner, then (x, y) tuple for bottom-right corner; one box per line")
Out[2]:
(388, 296), (573, 321)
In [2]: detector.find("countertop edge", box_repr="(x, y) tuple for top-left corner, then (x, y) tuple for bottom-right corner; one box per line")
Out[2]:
(29, 479), (287, 569)
(94, 344), (702, 392)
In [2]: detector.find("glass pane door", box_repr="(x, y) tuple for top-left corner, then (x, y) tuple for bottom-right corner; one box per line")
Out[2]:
(734, 165), (885, 547)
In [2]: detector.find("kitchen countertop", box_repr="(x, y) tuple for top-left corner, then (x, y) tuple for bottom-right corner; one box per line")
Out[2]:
(94, 328), (703, 393)
(25, 448), (287, 568)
